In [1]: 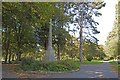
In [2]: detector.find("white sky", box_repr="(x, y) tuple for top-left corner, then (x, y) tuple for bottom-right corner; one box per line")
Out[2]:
(69, 0), (118, 45)
(95, 0), (118, 45)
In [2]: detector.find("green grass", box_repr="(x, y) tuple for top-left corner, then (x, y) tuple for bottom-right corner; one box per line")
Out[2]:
(109, 61), (120, 71)
(74, 60), (103, 64)
(118, 64), (120, 71)
(82, 60), (103, 64)
(113, 64), (120, 71)
(112, 64), (120, 71)
(109, 61), (117, 65)
(92, 60), (104, 62)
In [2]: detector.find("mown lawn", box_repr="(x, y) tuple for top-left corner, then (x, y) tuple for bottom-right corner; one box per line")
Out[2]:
(109, 61), (117, 65)
(82, 60), (103, 64)
(109, 61), (120, 71)
(74, 60), (103, 64)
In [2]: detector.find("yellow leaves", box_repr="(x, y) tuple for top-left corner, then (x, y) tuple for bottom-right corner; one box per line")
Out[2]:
(31, 7), (37, 13)
(33, 9), (37, 13)
(70, 5), (72, 8)
(15, 72), (29, 76)
(45, 20), (47, 22)
(45, 35), (47, 37)
(25, 2), (28, 5)
(50, 4), (52, 7)
(40, 17), (42, 20)
(32, 24), (34, 26)
(2, 5), (5, 8)
(31, 7), (33, 10)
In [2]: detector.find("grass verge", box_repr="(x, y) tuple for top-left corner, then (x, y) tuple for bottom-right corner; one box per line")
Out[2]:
(82, 60), (103, 64)
(109, 61), (120, 71)
(109, 61), (117, 65)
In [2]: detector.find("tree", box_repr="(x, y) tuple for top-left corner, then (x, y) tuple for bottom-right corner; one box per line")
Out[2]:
(2, 2), (72, 62)
(97, 45), (106, 60)
(66, 2), (106, 63)
(104, 26), (118, 57)
(104, 2), (119, 58)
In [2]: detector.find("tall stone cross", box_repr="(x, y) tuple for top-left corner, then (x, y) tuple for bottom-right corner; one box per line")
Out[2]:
(43, 19), (56, 62)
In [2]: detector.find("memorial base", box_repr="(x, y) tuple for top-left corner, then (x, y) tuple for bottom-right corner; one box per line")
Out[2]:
(43, 48), (56, 62)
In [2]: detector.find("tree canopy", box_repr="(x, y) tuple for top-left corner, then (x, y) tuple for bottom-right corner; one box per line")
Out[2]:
(2, 2), (105, 63)
(104, 1), (119, 58)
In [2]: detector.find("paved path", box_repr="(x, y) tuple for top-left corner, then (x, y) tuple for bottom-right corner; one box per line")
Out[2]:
(2, 64), (20, 78)
(2, 62), (118, 78)
(46, 62), (118, 78)
(2, 64), (48, 78)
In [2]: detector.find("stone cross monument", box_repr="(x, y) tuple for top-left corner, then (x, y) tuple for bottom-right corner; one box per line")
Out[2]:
(43, 19), (56, 62)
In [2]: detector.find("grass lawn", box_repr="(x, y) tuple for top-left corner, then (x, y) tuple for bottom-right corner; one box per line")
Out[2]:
(109, 61), (117, 65)
(118, 64), (120, 71)
(114, 64), (120, 71)
(74, 60), (103, 64)
(109, 61), (120, 71)
(82, 60), (103, 64)
(92, 60), (104, 62)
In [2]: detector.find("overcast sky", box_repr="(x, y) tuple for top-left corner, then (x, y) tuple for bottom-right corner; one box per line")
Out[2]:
(95, 0), (118, 45)
(69, 0), (118, 45)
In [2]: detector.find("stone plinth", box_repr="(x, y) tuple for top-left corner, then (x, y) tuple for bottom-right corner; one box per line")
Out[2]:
(43, 19), (56, 62)
(44, 47), (56, 62)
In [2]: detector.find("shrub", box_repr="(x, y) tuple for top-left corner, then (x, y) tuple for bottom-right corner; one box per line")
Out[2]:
(30, 61), (40, 71)
(110, 57), (114, 60)
(22, 64), (32, 71)
(16, 59), (80, 72)
(21, 57), (35, 65)
(100, 57), (104, 60)
(93, 57), (97, 60)
(15, 66), (22, 70)
(86, 54), (93, 61)
(12, 60), (21, 64)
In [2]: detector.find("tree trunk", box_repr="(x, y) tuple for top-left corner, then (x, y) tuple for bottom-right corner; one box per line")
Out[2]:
(80, 28), (82, 63)
(17, 42), (21, 61)
(5, 40), (10, 63)
(9, 53), (12, 64)
(78, 2), (84, 63)
(5, 53), (8, 64)
(57, 44), (60, 60)
(12, 54), (15, 61)
(17, 38), (22, 61)
(44, 39), (47, 50)
(17, 52), (21, 61)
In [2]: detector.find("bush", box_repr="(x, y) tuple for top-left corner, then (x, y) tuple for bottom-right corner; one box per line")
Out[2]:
(16, 59), (80, 72)
(100, 57), (104, 60)
(12, 60), (21, 64)
(22, 64), (32, 71)
(93, 57), (97, 60)
(86, 55), (93, 61)
(110, 57), (114, 60)
(21, 57), (35, 65)
(118, 61), (120, 64)
(15, 66), (22, 70)
(30, 61), (40, 71)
